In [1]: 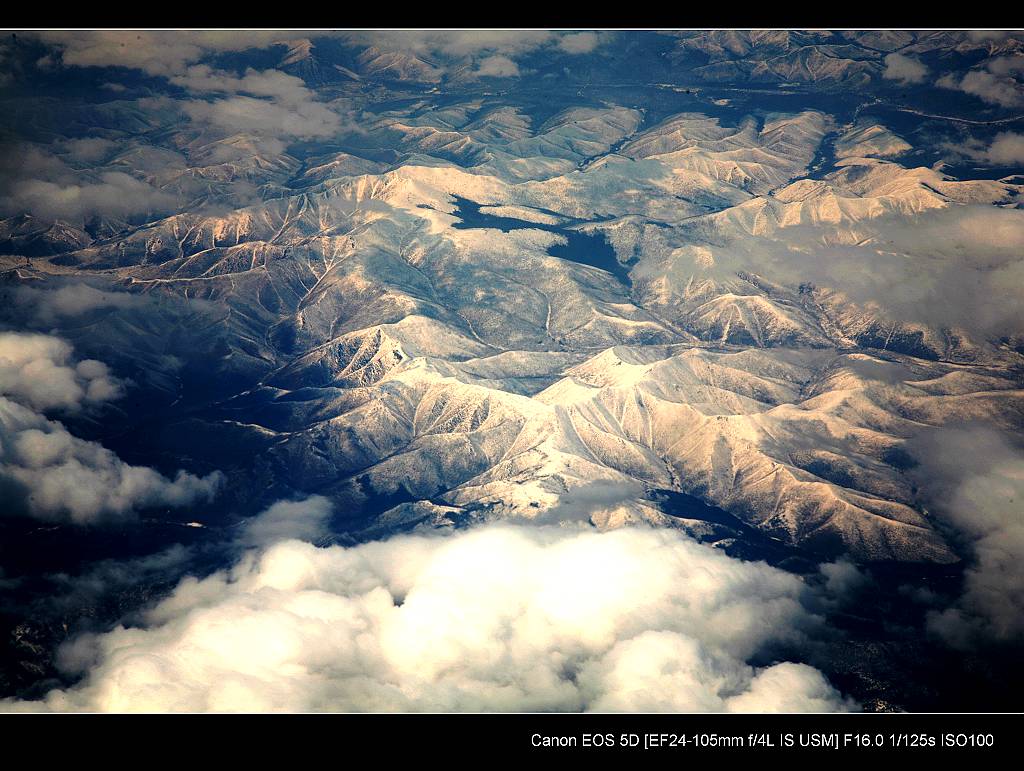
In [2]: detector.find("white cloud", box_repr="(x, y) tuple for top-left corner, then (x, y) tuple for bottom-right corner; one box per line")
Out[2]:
(668, 203), (1024, 339)
(349, 30), (554, 60)
(722, 662), (848, 713)
(820, 559), (870, 600)
(558, 32), (603, 55)
(12, 284), (148, 326)
(59, 137), (120, 164)
(347, 30), (602, 81)
(180, 95), (341, 140)
(34, 31), (298, 77)
(0, 333), (222, 524)
(951, 131), (1024, 165)
(882, 53), (928, 84)
(986, 55), (1024, 78)
(34, 31), (572, 84)
(966, 31), (1018, 44)
(959, 70), (1024, 108)
(473, 55), (521, 79)
(32, 30), (606, 104)
(170, 65), (316, 107)
(0, 332), (121, 411)
(942, 131), (1024, 166)
(907, 427), (1024, 648)
(837, 206), (1024, 337)
(0, 169), (177, 224)
(939, 57), (1024, 108)
(241, 495), (334, 548)
(983, 131), (1024, 164)
(4, 521), (853, 713)
(0, 396), (222, 524)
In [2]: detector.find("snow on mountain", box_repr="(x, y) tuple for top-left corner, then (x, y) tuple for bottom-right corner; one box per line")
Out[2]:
(621, 111), (830, 195)
(6, 78), (1023, 567)
(834, 124), (912, 160)
(356, 46), (443, 83)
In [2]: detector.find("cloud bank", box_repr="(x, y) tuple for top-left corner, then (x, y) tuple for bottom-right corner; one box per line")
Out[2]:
(0, 332), (221, 524)
(34, 31), (299, 77)
(32, 31), (611, 87)
(9, 283), (149, 326)
(5, 517), (852, 712)
(0, 143), (179, 225)
(907, 426), (1024, 648)
(672, 203), (1024, 339)
(170, 65), (344, 140)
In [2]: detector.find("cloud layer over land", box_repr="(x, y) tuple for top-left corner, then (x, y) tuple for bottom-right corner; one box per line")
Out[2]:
(6, 513), (851, 713)
(909, 426), (1024, 648)
(0, 332), (221, 523)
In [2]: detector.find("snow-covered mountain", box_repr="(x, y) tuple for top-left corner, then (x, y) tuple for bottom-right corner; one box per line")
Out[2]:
(4, 45), (1022, 565)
